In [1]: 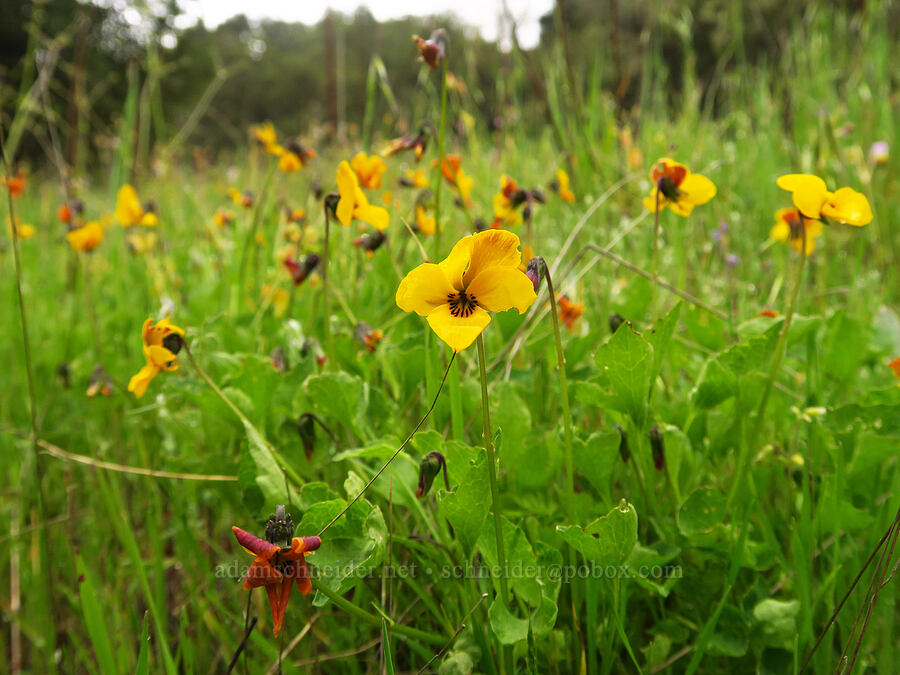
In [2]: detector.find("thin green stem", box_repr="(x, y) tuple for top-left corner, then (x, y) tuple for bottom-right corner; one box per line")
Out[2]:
(182, 341), (303, 489)
(322, 205), (333, 365)
(433, 57), (448, 260)
(476, 335), (510, 607)
(652, 189), (661, 323)
(311, 579), (446, 646)
(80, 252), (104, 363)
(317, 352), (456, 537)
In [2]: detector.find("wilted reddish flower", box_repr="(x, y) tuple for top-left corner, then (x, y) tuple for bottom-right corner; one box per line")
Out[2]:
(557, 295), (584, 331)
(383, 126), (429, 162)
(2, 171), (26, 198)
(353, 230), (387, 257)
(232, 517), (321, 637)
(412, 29), (448, 70)
(354, 322), (384, 352)
(284, 254), (321, 286)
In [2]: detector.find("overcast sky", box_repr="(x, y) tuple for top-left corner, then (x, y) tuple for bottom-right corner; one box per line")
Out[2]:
(176, 0), (553, 48)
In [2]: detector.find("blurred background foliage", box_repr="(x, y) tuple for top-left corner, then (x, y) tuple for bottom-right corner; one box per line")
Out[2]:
(2, 0), (897, 172)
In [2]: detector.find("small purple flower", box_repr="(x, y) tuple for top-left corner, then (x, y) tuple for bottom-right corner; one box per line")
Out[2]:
(726, 253), (740, 267)
(525, 256), (545, 293)
(869, 141), (889, 166)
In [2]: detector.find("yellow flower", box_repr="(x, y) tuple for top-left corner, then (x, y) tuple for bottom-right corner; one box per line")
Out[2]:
(416, 204), (436, 235)
(127, 232), (157, 255)
(213, 209), (235, 227)
(278, 152), (302, 173)
(492, 174), (524, 228)
(400, 169), (429, 188)
(127, 318), (185, 398)
(350, 152), (387, 189)
(434, 155), (473, 207)
(396, 230), (536, 352)
(252, 122), (280, 155)
(555, 169), (575, 203)
(67, 221), (105, 252)
(336, 161), (390, 230)
(642, 158), (716, 217)
(7, 217), (35, 239)
(889, 357), (900, 381)
(770, 208), (823, 256)
(115, 184), (158, 227)
(382, 191), (394, 206)
(776, 174), (872, 226)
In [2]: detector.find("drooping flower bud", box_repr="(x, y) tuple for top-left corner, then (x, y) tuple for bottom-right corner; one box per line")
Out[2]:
(323, 192), (340, 219)
(649, 425), (665, 471)
(609, 313), (626, 334)
(354, 322), (384, 352)
(615, 424), (630, 463)
(416, 451), (449, 499)
(296, 413), (316, 460)
(525, 256), (545, 293)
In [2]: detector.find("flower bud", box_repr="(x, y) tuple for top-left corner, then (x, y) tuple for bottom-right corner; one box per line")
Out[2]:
(265, 505), (295, 546)
(416, 451), (449, 499)
(324, 192), (340, 218)
(615, 424), (630, 462)
(525, 256), (545, 293)
(296, 413), (316, 460)
(649, 425), (665, 471)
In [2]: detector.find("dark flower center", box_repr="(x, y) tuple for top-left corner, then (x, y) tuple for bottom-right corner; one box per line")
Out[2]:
(657, 176), (681, 202)
(787, 215), (805, 240)
(447, 291), (478, 318)
(162, 333), (183, 355)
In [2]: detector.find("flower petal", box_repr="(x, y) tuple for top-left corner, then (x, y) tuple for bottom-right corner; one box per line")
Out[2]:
(426, 304), (491, 352)
(467, 266), (537, 313)
(127, 363), (158, 398)
(679, 173), (716, 205)
(822, 188), (872, 226)
(770, 221), (791, 243)
(668, 198), (695, 217)
(643, 191), (667, 213)
(336, 161), (358, 226)
(396, 264), (455, 316)
(439, 235), (474, 290)
(353, 203), (390, 231)
(462, 230), (523, 286)
(777, 174), (829, 218)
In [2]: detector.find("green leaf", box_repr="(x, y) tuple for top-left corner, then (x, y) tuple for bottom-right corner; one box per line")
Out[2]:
(596, 324), (653, 426)
(439, 451), (489, 555)
(556, 500), (638, 567)
(572, 431), (620, 502)
(677, 487), (726, 536)
(648, 302), (682, 389)
(822, 312), (870, 382)
(477, 516), (540, 606)
(75, 551), (117, 675)
(135, 612), (150, 675)
(242, 422), (285, 515)
(708, 604), (749, 657)
(304, 371), (368, 428)
(381, 620), (396, 675)
(692, 359), (737, 409)
(488, 599), (529, 644)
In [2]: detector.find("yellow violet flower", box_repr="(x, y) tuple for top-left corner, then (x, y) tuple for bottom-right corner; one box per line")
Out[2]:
(67, 221), (105, 252)
(400, 168), (429, 188)
(492, 174), (524, 228)
(555, 169), (575, 203)
(115, 184), (158, 227)
(336, 161), (390, 231)
(416, 204), (436, 235)
(252, 122), (280, 155)
(127, 318), (185, 398)
(350, 152), (387, 189)
(7, 217), (35, 239)
(278, 152), (302, 173)
(396, 229), (536, 352)
(642, 158), (716, 216)
(770, 208), (822, 256)
(776, 174), (872, 226)
(214, 209), (235, 227)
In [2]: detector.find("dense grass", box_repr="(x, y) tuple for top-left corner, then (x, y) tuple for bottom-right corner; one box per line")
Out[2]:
(2, 3), (900, 673)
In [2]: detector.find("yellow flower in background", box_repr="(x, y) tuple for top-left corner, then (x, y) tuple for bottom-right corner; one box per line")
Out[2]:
(770, 208), (822, 256)
(336, 161), (390, 230)
(350, 152), (387, 189)
(382, 191), (394, 206)
(400, 168), (429, 188)
(415, 204), (436, 235)
(7, 217), (35, 239)
(434, 155), (473, 207)
(396, 229), (536, 352)
(213, 209), (235, 227)
(252, 122), (280, 155)
(228, 187), (254, 209)
(115, 184), (158, 227)
(278, 152), (302, 173)
(555, 169), (575, 203)
(67, 221), (105, 252)
(127, 318), (185, 398)
(643, 158), (716, 216)
(776, 174), (872, 226)
(492, 174), (524, 228)
(126, 232), (158, 255)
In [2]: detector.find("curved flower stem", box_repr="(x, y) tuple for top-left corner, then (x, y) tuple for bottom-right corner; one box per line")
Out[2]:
(433, 56), (448, 260)
(543, 268), (576, 524)
(182, 341), (303, 490)
(476, 335), (510, 608)
(235, 162), (277, 314)
(317, 352), (456, 537)
(727, 220), (808, 511)
(322, 205), (333, 366)
(652, 188), (661, 323)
